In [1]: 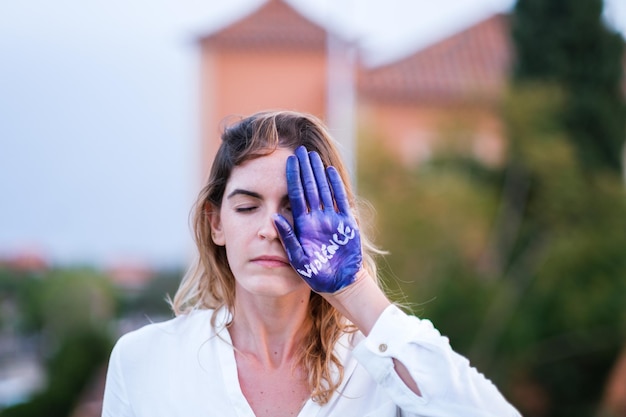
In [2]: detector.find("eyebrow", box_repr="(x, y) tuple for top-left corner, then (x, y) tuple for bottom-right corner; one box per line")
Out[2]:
(226, 189), (262, 200)
(226, 188), (290, 205)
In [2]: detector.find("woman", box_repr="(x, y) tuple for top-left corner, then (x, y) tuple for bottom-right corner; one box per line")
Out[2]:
(102, 110), (521, 416)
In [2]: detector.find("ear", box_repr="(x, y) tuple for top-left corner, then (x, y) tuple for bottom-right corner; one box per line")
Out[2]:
(208, 207), (225, 246)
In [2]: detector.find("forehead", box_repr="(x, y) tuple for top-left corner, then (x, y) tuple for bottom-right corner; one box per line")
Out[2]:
(226, 148), (292, 193)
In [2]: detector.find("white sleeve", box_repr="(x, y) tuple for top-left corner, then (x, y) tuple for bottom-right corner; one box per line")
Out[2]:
(101, 339), (135, 417)
(352, 304), (522, 417)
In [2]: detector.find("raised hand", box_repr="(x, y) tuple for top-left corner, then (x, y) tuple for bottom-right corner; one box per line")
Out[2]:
(273, 146), (362, 293)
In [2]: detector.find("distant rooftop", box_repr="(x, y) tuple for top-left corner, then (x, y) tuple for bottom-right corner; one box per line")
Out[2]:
(358, 14), (512, 103)
(198, 0), (327, 50)
(198, 3), (625, 102)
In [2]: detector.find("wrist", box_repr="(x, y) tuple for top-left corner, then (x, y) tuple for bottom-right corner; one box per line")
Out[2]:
(323, 269), (391, 336)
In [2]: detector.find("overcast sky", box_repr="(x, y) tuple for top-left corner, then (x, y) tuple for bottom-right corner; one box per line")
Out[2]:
(1, 0), (625, 269)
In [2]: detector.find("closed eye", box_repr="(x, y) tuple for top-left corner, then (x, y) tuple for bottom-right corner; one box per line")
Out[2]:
(235, 206), (257, 213)
(228, 189), (262, 214)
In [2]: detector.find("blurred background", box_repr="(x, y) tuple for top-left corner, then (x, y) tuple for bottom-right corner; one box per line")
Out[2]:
(1, 0), (626, 416)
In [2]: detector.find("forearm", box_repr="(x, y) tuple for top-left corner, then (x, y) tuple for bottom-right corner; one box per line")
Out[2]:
(323, 270), (422, 396)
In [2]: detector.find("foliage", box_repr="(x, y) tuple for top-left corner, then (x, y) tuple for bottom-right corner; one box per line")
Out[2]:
(1, 329), (112, 417)
(117, 267), (181, 319)
(357, 135), (503, 355)
(512, 0), (626, 173)
(499, 85), (626, 417)
(0, 263), (186, 414)
(0, 269), (46, 334)
(0, 267), (117, 337)
(0, 267), (118, 415)
(357, 81), (626, 416)
(507, 1), (626, 414)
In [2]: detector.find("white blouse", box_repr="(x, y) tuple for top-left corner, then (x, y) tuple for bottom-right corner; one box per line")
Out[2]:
(102, 305), (521, 417)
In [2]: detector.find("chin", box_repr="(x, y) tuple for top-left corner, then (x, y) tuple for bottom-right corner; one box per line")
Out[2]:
(237, 274), (309, 298)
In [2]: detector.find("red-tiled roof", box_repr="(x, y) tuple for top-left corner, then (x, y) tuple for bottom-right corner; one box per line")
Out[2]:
(199, 0), (327, 50)
(358, 14), (513, 103)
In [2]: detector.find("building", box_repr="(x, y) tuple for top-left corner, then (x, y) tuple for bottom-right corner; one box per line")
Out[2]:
(357, 13), (510, 166)
(197, 0), (355, 177)
(197, 0), (514, 179)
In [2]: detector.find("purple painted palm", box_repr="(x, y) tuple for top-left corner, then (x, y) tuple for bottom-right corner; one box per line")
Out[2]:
(273, 146), (362, 293)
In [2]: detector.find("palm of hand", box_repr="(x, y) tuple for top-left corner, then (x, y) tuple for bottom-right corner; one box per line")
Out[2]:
(273, 146), (362, 293)
(292, 209), (361, 293)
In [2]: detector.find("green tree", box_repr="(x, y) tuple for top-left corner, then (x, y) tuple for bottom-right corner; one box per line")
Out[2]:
(503, 3), (626, 414)
(118, 267), (181, 319)
(357, 133), (507, 377)
(357, 86), (626, 416)
(1, 329), (112, 417)
(512, 0), (626, 173)
(478, 86), (626, 417)
(0, 268), (117, 416)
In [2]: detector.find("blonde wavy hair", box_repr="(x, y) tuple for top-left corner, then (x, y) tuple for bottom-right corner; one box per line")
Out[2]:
(171, 110), (382, 404)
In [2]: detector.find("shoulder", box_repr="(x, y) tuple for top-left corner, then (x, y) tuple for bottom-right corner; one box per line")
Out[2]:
(113, 308), (222, 358)
(105, 308), (233, 407)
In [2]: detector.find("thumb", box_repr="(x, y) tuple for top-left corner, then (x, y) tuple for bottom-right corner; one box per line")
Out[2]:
(273, 214), (305, 263)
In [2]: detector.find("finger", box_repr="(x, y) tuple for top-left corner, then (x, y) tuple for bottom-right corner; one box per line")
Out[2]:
(285, 154), (307, 218)
(310, 151), (333, 211)
(273, 214), (305, 263)
(327, 166), (351, 215)
(295, 146), (320, 210)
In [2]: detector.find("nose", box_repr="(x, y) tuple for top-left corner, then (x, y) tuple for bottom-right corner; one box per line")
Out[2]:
(258, 213), (279, 241)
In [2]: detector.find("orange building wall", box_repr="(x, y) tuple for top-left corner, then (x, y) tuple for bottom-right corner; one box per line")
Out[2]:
(199, 47), (328, 178)
(357, 101), (505, 167)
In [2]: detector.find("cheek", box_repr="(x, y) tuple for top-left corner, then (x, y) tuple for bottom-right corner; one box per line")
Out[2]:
(222, 216), (256, 243)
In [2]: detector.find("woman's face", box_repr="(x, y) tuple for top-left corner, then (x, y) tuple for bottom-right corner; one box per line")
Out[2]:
(210, 147), (308, 299)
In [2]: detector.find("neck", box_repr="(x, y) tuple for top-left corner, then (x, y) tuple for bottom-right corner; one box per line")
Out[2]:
(230, 290), (311, 368)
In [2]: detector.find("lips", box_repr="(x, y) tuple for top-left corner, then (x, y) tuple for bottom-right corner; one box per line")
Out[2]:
(251, 255), (291, 267)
